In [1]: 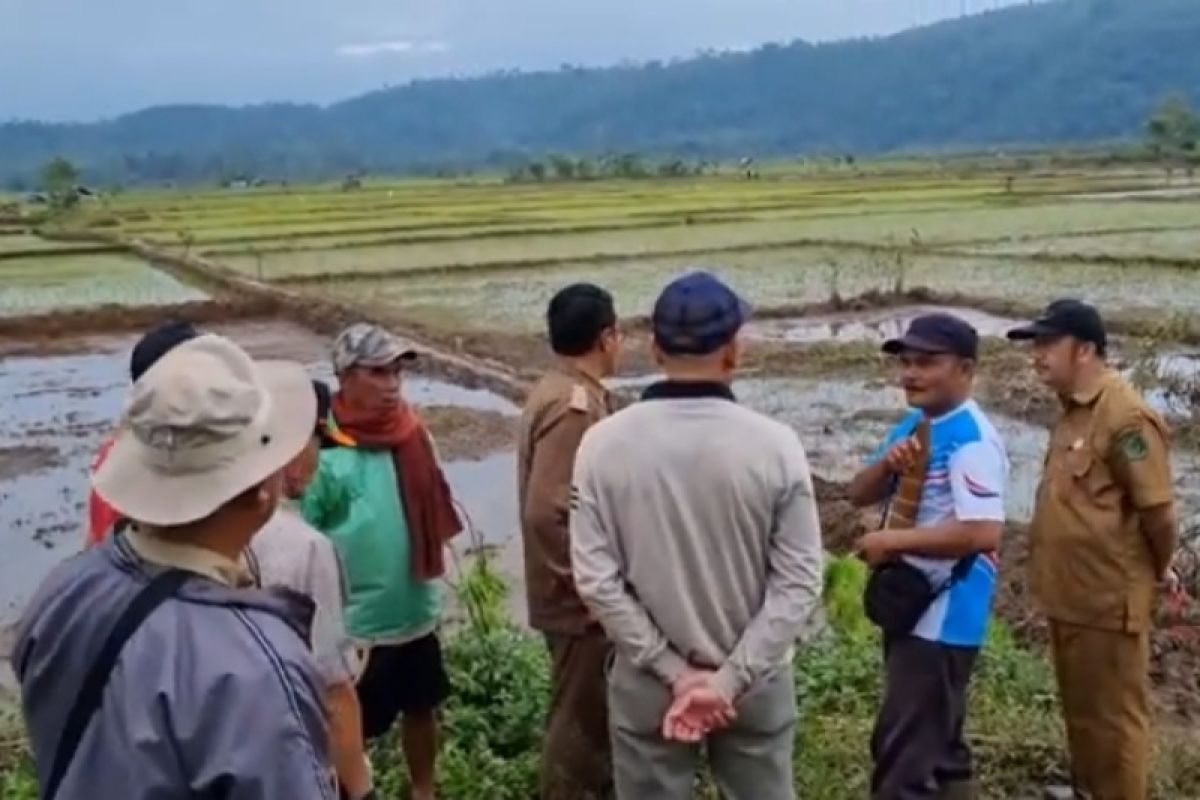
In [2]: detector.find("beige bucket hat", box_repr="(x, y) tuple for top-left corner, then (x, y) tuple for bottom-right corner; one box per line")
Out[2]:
(94, 334), (315, 526)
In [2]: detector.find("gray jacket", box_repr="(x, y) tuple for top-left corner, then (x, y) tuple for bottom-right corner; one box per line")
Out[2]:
(570, 383), (825, 699)
(13, 534), (335, 799)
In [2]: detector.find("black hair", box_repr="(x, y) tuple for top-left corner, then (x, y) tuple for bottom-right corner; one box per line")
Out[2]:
(129, 321), (198, 381)
(546, 283), (616, 357)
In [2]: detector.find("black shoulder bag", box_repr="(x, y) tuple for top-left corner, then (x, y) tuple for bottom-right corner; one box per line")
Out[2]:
(863, 554), (977, 637)
(43, 569), (189, 799)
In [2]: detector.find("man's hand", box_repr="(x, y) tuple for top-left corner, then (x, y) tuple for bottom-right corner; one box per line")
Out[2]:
(1161, 565), (1183, 598)
(856, 529), (899, 566)
(662, 670), (736, 742)
(884, 436), (922, 474)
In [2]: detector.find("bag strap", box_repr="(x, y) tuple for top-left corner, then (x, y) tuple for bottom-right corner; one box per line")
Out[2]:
(44, 569), (190, 799)
(941, 553), (979, 594)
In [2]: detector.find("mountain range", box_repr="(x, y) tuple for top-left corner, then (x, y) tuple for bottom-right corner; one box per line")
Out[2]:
(3, 0), (1198, 187)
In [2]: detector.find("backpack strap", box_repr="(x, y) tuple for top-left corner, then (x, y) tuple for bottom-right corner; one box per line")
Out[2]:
(44, 569), (190, 799)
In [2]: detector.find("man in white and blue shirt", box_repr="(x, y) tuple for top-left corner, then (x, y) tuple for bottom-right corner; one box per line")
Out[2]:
(847, 313), (1009, 800)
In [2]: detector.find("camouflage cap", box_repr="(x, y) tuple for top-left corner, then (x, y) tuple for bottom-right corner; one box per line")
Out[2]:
(332, 323), (419, 374)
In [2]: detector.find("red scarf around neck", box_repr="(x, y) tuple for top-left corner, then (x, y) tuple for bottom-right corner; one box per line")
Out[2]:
(332, 395), (462, 580)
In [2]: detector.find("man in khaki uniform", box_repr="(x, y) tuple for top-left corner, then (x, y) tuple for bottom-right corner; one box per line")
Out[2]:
(518, 283), (622, 800)
(1009, 300), (1178, 800)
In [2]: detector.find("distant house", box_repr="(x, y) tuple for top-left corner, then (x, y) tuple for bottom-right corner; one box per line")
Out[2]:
(74, 185), (98, 199)
(24, 192), (49, 204)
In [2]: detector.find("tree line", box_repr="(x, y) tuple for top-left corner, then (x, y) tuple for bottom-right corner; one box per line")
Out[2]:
(3, 0), (1200, 188)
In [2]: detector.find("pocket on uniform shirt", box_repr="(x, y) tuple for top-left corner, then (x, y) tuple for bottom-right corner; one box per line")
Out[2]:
(1054, 447), (1118, 510)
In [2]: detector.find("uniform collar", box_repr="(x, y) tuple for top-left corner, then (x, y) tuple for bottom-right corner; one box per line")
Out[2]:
(125, 526), (254, 588)
(554, 361), (609, 396)
(1064, 369), (1118, 409)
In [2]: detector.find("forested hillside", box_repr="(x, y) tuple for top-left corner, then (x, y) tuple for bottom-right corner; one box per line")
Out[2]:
(3, 0), (1199, 186)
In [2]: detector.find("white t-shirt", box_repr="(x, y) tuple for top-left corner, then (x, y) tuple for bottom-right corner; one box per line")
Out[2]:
(250, 506), (356, 685)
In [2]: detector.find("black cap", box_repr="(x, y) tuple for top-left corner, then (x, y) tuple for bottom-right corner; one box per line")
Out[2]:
(129, 321), (199, 381)
(882, 313), (979, 359)
(1006, 299), (1107, 354)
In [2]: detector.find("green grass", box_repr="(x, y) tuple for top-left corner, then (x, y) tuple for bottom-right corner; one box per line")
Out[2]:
(0, 253), (207, 316)
(0, 232), (104, 257)
(969, 227), (1200, 261)
(3, 555), (1196, 798)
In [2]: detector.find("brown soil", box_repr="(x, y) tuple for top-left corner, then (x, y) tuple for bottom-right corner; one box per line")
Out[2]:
(814, 476), (872, 555)
(421, 406), (518, 461)
(0, 298), (281, 357)
(0, 446), (63, 482)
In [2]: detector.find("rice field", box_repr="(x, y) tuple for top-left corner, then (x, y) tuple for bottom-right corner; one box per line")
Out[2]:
(8, 161), (1200, 326)
(302, 245), (1200, 334)
(0, 253), (207, 316)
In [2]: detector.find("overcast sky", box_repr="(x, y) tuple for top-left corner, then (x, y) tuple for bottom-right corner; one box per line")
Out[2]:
(1, 0), (1026, 122)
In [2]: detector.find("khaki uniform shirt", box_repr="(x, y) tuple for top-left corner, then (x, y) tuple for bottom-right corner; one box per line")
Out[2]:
(518, 364), (614, 635)
(1030, 370), (1176, 632)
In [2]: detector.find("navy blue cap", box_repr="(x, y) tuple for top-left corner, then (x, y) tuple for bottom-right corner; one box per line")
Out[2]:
(129, 321), (198, 381)
(1007, 299), (1107, 354)
(882, 313), (979, 359)
(652, 271), (751, 356)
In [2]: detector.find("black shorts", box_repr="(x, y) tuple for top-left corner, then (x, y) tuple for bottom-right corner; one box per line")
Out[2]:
(356, 633), (451, 739)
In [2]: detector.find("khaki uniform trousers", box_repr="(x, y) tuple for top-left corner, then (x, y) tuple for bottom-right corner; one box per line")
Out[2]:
(1049, 620), (1151, 800)
(540, 630), (614, 800)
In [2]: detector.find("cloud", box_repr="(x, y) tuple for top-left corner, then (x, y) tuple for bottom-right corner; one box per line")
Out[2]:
(336, 40), (449, 59)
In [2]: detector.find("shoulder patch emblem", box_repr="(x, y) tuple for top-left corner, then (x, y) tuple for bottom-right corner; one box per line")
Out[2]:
(1117, 430), (1149, 462)
(569, 384), (589, 412)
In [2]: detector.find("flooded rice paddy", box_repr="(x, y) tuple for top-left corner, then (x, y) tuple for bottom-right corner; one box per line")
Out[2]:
(320, 246), (1200, 335)
(0, 254), (208, 317)
(747, 305), (1021, 344)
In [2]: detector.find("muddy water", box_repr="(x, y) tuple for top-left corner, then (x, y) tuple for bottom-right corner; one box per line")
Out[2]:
(747, 305), (1021, 344)
(0, 320), (521, 632)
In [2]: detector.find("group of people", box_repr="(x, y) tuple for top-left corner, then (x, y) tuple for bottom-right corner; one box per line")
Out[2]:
(7, 267), (1180, 800)
(16, 320), (459, 799)
(518, 278), (1178, 800)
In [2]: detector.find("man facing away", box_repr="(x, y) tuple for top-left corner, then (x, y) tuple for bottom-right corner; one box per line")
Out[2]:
(1008, 300), (1177, 800)
(518, 283), (622, 800)
(87, 320), (198, 545)
(303, 323), (462, 800)
(15, 334), (335, 798)
(570, 271), (825, 800)
(250, 379), (374, 800)
(847, 313), (1008, 800)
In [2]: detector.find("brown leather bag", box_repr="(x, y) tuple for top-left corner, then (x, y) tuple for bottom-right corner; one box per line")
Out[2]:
(883, 418), (932, 529)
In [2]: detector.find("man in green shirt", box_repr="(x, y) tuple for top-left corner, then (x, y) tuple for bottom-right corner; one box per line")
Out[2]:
(303, 324), (462, 800)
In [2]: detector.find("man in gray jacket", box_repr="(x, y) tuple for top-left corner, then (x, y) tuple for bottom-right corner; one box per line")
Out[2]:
(14, 334), (336, 799)
(570, 271), (825, 800)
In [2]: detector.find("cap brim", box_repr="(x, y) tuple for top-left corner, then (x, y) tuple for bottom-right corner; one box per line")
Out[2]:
(94, 361), (316, 526)
(881, 334), (951, 355)
(1006, 322), (1056, 341)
